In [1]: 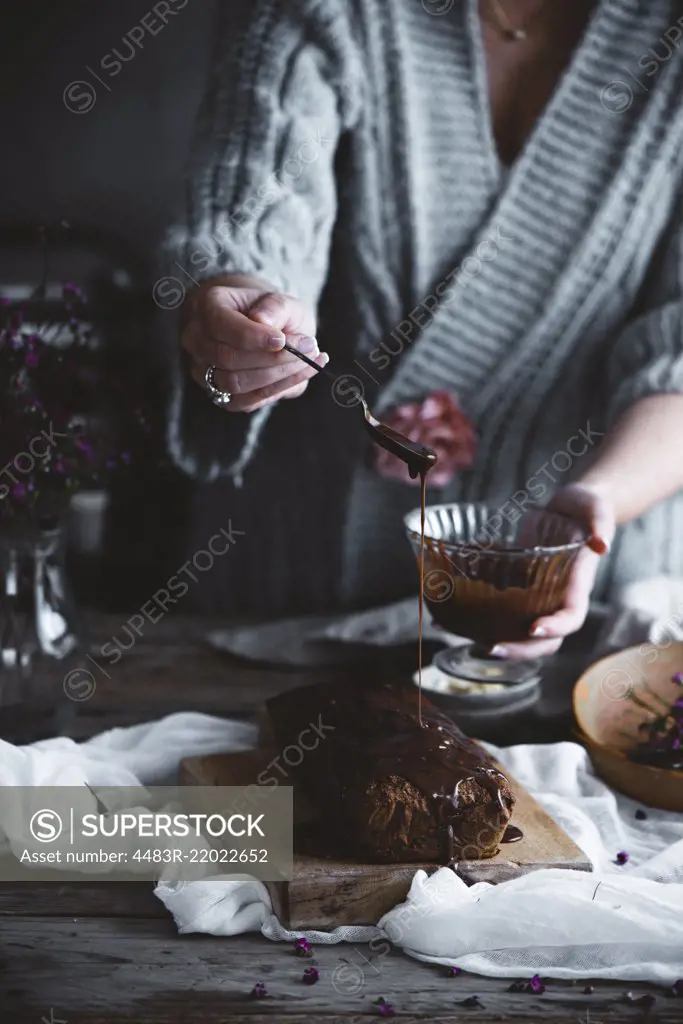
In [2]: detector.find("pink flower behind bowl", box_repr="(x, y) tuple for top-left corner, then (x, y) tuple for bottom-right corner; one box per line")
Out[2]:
(373, 391), (477, 486)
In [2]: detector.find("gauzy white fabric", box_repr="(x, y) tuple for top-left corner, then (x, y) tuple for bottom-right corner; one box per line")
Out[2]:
(2, 711), (682, 981)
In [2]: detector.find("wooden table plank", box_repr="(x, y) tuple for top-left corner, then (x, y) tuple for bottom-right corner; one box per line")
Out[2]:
(0, 882), (165, 918)
(0, 917), (670, 1023)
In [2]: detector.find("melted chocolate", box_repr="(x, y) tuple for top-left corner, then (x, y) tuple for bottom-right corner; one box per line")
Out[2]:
(364, 414), (436, 724)
(329, 683), (512, 832)
(368, 421), (437, 480)
(268, 680), (515, 863)
(418, 470), (427, 724)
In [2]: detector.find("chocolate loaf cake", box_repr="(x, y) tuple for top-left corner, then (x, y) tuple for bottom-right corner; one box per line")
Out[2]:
(266, 680), (515, 864)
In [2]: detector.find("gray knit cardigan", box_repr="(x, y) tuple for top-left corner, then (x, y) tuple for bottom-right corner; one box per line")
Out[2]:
(165, 0), (683, 616)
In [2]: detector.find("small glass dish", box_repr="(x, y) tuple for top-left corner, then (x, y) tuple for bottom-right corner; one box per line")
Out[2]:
(404, 501), (587, 678)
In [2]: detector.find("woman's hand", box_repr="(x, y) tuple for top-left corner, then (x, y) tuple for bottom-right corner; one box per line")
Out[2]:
(181, 274), (329, 412)
(492, 482), (615, 660)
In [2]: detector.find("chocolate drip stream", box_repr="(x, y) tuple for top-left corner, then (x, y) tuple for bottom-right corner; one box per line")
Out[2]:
(366, 421), (436, 726)
(360, 421), (517, 858)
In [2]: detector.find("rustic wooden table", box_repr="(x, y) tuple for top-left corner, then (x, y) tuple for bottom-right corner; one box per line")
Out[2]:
(0, 614), (675, 1022)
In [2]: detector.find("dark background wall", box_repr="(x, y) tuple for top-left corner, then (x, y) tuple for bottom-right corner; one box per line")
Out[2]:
(1, 1), (216, 608)
(1, 0), (212, 254)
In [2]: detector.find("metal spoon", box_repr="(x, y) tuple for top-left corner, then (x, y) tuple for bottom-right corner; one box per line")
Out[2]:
(283, 343), (437, 478)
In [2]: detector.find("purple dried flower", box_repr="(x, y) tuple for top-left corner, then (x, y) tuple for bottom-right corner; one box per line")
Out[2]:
(460, 995), (484, 1008)
(375, 998), (396, 1018)
(614, 851), (629, 866)
(672, 672), (683, 685)
(670, 979), (683, 996)
(75, 438), (94, 459)
(448, 966), (462, 977)
(583, 985), (594, 994)
(302, 966), (319, 985)
(250, 981), (267, 999)
(529, 974), (545, 995)
(25, 349), (39, 367)
(294, 938), (313, 958)
(635, 809), (647, 821)
(11, 483), (27, 498)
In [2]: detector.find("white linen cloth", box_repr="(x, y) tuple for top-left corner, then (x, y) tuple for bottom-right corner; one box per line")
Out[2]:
(1, 712), (682, 982)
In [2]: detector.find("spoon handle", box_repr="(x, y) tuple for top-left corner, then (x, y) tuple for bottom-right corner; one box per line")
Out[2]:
(283, 342), (338, 383)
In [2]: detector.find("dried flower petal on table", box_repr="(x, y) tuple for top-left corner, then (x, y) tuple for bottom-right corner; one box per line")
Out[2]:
(250, 982), (267, 999)
(302, 966), (319, 985)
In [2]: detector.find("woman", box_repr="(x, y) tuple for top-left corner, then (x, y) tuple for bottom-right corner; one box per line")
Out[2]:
(165, 0), (683, 658)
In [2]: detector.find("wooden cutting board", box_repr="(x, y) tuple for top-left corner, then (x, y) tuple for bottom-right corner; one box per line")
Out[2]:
(180, 747), (591, 930)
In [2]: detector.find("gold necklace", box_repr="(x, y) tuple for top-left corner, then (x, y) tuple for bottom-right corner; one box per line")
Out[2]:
(486, 0), (547, 42)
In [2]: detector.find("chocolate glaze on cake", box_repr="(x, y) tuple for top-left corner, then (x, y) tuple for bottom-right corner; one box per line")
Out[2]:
(267, 680), (515, 863)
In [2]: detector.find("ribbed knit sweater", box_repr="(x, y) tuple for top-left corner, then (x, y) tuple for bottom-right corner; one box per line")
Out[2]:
(165, 0), (683, 616)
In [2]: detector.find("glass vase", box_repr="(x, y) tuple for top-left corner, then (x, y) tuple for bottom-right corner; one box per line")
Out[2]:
(0, 524), (81, 743)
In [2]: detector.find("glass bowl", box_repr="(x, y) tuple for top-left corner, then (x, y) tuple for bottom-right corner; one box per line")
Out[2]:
(404, 502), (588, 647)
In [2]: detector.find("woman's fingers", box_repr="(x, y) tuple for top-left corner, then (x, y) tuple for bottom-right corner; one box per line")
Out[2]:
(490, 637), (564, 660)
(545, 482), (616, 554)
(199, 298), (287, 352)
(487, 544), (601, 661)
(193, 351), (329, 397)
(190, 352), (329, 413)
(248, 291), (317, 338)
(528, 547), (599, 639)
(183, 282), (323, 412)
(182, 319), (319, 371)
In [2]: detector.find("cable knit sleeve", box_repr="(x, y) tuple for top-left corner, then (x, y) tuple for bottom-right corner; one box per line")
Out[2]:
(607, 192), (683, 424)
(163, 0), (361, 483)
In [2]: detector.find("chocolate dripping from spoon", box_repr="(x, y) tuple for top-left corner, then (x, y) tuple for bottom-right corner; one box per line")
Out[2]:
(280, 345), (438, 726)
(360, 406), (437, 728)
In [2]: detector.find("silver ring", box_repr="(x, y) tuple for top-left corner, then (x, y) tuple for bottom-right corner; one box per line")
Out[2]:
(204, 365), (231, 407)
